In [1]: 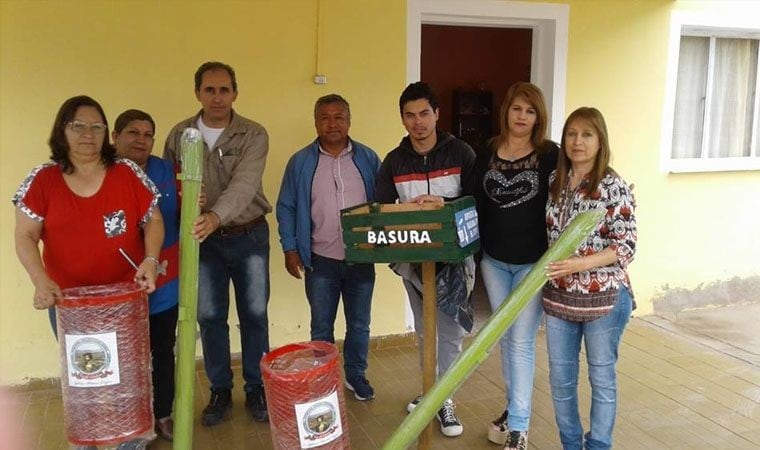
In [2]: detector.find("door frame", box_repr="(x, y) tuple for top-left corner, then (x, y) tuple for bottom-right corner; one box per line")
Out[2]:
(404, 0), (569, 330)
(407, 0), (569, 140)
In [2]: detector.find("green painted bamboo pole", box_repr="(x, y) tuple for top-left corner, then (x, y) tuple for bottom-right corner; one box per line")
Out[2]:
(173, 128), (203, 450)
(382, 208), (605, 450)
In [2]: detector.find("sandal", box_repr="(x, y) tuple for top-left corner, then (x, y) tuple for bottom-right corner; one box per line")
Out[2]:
(487, 409), (508, 444)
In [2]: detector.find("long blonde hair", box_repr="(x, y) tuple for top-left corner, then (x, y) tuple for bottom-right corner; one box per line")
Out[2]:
(493, 82), (549, 154)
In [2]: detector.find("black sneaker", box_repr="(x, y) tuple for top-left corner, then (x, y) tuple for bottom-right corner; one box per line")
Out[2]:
(201, 388), (232, 427)
(344, 376), (375, 401)
(246, 385), (269, 422)
(488, 408), (509, 444)
(437, 399), (463, 437)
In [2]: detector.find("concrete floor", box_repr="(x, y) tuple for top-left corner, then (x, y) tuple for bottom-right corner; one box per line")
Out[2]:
(5, 277), (760, 449)
(7, 307), (760, 449)
(644, 303), (760, 368)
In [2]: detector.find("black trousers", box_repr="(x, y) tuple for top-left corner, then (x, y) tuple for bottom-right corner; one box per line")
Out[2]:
(150, 305), (178, 419)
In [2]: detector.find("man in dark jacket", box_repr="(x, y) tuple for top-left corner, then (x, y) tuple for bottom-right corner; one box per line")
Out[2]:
(375, 82), (476, 438)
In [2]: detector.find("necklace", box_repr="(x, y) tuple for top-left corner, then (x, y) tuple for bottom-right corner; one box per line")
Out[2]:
(557, 172), (586, 229)
(568, 169), (589, 189)
(497, 143), (533, 162)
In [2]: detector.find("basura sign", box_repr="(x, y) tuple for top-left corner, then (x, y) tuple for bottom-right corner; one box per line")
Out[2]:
(341, 196), (480, 264)
(366, 229), (432, 245)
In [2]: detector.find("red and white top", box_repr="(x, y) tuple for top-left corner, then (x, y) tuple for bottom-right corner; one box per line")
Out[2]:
(543, 170), (637, 322)
(13, 159), (159, 290)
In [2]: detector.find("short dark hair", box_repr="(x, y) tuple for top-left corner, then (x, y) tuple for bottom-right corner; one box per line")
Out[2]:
(313, 94), (351, 120)
(194, 61), (237, 92)
(114, 109), (156, 135)
(399, 81), (439, 116)
(48, 95), (116, 174)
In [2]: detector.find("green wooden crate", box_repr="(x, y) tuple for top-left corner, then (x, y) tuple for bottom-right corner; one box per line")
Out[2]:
(340, 196), (480, 264)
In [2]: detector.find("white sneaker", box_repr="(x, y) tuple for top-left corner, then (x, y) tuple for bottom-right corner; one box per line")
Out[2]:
(406, 394), (422, 413)
(436, 398), (463, 437)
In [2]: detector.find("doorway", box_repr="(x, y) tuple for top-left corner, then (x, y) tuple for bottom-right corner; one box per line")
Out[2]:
(406, 0), (570, 329)
(421, 24), (533, 151)
(407, 0), (569, 141)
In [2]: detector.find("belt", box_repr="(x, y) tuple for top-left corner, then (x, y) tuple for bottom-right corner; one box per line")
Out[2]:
(217, 216), (266, 237)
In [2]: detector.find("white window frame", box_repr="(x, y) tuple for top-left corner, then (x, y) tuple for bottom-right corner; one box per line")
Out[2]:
(661, 11), (760, 173)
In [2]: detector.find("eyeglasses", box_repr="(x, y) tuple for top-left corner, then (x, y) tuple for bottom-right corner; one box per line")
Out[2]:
(67, 120), (107, 136)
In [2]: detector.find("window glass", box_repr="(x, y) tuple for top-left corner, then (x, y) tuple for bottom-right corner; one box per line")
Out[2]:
(672, 35), (759, 160)
(672, 36), (709, 159)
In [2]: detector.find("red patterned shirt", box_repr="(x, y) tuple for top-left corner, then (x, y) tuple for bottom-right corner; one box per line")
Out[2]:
(543, 170), (637, 321)
(12, 159), (159, 290)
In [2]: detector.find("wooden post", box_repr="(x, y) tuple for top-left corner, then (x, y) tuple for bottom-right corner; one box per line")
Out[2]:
(418, 261), (437, 450)
(339, 198), (481, 448)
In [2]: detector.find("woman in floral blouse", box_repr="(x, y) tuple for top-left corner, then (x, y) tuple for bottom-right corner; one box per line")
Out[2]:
(543, 107), (636, 450)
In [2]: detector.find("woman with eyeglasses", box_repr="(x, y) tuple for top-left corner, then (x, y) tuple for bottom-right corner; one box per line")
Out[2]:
(544, 107), (636, 450)
(13, 95), (164, 327)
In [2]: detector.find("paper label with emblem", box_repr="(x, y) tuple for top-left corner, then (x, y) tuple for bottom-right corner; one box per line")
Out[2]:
(65, 332), (120, 388)
(294, 390), (343, 448)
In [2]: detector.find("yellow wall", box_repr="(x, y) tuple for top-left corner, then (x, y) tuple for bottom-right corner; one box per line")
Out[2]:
(560, 0), (760, 315)
(3, 0), (760, 385)
(0, 0), (407, 385)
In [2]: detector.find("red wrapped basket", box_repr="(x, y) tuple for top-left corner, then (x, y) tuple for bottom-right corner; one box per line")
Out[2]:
(57, 282), (153, 447)
(262, 341), (350, 449)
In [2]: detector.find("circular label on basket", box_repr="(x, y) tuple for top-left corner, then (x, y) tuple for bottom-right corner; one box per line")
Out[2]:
(65, 332), (120, 388)
(294, 390), (342, 448)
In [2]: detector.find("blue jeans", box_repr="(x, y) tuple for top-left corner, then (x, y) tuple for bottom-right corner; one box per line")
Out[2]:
(545, 287), (632, 450)
(198, 220), (270, 393)
(480, 253), (543, 431)
(305, 253), (375, 379)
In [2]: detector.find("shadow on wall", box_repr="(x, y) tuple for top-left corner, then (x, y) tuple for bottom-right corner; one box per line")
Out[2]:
(652, 275), (760, 318)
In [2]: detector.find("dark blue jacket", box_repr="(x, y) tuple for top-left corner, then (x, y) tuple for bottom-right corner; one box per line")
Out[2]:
(276, 139), (381, 268)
